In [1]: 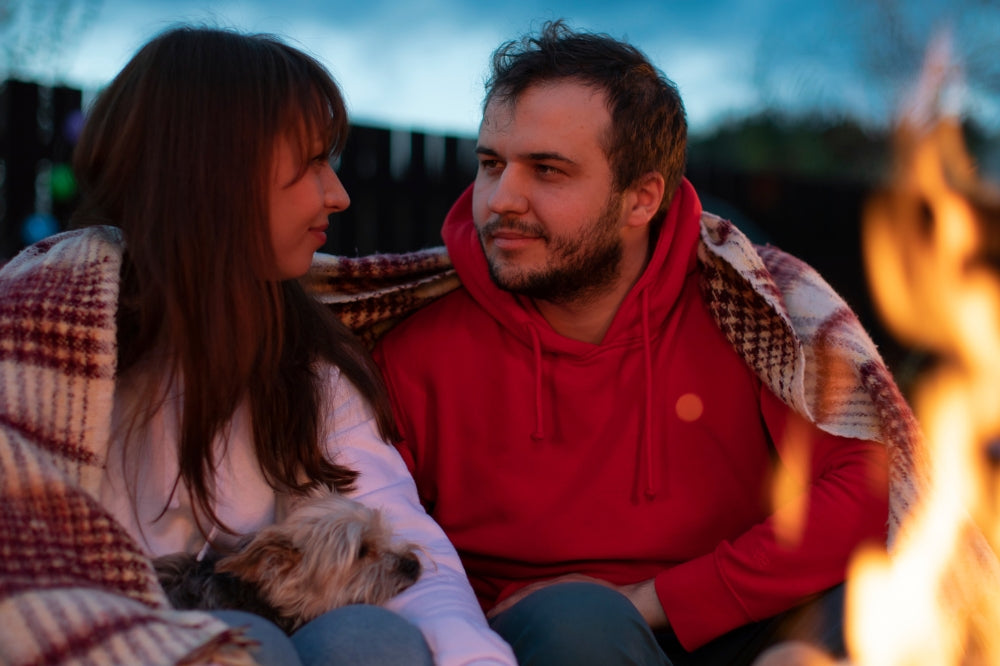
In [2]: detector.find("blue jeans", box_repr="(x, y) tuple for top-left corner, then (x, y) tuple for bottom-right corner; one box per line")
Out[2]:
(488, 582), (846, 666)
(489, 583), (670, 665)
(211, 605), (433, 666)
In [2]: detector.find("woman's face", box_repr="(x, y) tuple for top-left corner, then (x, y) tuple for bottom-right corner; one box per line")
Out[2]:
(267, 131), (350, 280)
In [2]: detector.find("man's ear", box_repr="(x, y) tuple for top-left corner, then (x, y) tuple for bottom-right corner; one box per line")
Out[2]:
(624, 171), (666, 229)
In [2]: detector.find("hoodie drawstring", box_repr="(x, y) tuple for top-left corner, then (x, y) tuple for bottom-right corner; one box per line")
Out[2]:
(526, 302), (659, 499)
(641, 290), (658, 499)
(528, 324), (545, 441)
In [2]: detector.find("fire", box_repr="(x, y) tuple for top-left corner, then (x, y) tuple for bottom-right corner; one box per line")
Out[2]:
(849, 33), (1000, 665)
(772, 415), (815, 549)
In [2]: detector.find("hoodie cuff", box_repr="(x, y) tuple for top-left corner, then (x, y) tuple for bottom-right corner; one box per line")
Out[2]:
(655, 554), (751, 651)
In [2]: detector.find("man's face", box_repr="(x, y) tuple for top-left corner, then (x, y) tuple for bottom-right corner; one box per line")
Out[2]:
(472, 80), (627, 304)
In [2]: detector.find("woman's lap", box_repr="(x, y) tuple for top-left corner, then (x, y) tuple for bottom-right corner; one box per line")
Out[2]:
(212, 605), (432, 666)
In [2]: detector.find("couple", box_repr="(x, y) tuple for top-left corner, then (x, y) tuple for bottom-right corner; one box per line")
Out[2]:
(0, 18), (913, 666)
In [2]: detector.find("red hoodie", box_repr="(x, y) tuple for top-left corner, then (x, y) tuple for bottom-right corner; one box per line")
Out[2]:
(372, 179), (888, 650)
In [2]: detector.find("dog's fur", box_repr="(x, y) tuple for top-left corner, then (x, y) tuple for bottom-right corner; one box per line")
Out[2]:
(153, 492), (422, 634)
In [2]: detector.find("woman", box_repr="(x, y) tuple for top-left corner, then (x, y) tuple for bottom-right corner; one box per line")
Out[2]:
(44, 24), (512, 666)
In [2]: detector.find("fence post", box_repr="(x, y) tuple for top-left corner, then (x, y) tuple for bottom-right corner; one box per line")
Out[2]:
(0, 80), (83, 261)
(0, 80), (41, 261)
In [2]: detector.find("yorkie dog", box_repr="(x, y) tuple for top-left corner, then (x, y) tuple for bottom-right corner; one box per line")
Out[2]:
(153, 492), (422, 633)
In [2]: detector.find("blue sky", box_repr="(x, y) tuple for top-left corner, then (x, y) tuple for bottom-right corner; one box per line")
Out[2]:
(2, 0), (997, 137)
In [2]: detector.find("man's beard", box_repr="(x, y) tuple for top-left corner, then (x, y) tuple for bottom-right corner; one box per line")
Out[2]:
(478, 193), (624, 305)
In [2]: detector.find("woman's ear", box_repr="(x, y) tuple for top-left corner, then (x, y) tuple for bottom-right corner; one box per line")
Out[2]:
(624, 171), (666, 229)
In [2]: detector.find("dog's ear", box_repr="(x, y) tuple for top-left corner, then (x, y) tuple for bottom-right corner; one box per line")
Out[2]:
(215, 534), (303, 583)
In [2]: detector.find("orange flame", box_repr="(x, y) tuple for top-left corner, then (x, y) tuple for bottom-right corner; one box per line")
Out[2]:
(771, 414), (814, 549)
(849, 31), (1000, 666)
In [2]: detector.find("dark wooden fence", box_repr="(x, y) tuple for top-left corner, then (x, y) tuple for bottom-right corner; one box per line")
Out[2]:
(0, 81), (870, 269)
(686, 163), (903, 370)
(0, 80), (82, 260)
(1, 79), (903, 368)
(331, 125), (478, 255)
(0, 79), (480, 261)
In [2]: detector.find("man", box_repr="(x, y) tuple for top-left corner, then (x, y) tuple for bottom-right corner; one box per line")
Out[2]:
(373, 21), (905, 666)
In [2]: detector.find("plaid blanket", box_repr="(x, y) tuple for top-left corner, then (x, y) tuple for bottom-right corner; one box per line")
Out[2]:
(308, 212), (926, 541)
(694, 212), (926, 539)
(0, 214), (926, 664)
(0, 228), (257, 665)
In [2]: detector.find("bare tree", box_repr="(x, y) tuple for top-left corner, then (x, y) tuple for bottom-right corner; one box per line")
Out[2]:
(0, 0), (102, 82)
(751, 0), (1000, 130)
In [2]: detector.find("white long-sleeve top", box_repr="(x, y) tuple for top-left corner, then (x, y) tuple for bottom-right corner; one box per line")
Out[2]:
(100, 365), (515, 666)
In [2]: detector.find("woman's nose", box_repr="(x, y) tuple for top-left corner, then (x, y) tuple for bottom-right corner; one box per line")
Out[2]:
(324, 166), (350, 212)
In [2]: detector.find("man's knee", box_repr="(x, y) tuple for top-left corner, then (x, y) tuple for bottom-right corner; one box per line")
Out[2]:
(489, 582), (668, 666)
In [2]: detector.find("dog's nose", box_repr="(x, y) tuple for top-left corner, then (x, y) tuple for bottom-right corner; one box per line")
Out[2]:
(398, 553), (421, 579)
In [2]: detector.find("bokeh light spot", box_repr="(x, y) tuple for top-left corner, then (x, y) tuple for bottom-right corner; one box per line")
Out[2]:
(21, 213), (59, 245)
(675, 393), (704, 422)
(50, 163), (77, 201)
(62, 110), (86, 144)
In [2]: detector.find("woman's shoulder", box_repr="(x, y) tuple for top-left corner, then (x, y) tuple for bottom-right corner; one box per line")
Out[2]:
(316, 363), (375, 426)
(2, 226), (122, 279)
(1, 226), (123, 374)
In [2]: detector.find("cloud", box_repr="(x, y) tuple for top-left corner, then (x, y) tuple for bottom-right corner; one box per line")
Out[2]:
(9, 0), (998, 136)
(279, 17), (501, 135)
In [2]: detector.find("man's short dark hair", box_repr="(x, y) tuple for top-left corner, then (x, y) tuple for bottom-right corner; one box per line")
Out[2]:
(484, 20), (687, 218)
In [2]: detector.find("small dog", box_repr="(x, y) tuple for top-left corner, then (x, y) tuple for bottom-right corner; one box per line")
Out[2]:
(153, 492), (422, 633)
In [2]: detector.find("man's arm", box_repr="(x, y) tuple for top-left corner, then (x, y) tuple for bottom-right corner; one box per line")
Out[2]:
(655, 388), (889, 651)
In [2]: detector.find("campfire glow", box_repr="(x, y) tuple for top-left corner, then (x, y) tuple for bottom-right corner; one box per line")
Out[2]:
(772, 417), (813, 549)
(849, 34), (1000, 665)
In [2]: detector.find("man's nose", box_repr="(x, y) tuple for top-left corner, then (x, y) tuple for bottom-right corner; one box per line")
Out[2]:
(487, 167), (529, 216)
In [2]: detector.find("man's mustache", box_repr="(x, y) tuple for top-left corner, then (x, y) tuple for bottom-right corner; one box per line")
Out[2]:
(480, 217), (548, 239)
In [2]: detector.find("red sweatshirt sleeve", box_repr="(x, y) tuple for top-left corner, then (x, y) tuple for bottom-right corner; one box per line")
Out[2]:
(655, 387), (889, 650)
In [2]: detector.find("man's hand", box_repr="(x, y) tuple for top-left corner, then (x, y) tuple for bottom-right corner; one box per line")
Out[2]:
(487, 574), (669, 630)
(618, 578), (669, 629)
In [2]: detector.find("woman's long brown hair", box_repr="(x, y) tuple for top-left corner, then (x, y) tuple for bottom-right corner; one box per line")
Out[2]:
(72, 25), (397, 534)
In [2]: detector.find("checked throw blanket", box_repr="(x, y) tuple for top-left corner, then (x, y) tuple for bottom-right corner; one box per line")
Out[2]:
(1, 215), (926, 664)
(307, 212), (927, 540)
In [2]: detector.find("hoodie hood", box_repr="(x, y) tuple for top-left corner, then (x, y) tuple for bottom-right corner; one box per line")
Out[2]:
(442, 178), (704, 496)
(442, 177), (704, 354)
